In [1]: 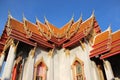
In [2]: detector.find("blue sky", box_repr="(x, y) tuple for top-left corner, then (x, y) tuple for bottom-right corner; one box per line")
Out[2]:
(0, 0), (120, 35)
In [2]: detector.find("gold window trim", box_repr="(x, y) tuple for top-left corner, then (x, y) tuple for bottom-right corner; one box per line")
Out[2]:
(34, 57), (48, 80)
(71, 57), (85, 80)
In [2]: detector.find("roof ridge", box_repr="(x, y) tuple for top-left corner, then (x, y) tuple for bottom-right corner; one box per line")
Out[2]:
(112, 29), (120, 34)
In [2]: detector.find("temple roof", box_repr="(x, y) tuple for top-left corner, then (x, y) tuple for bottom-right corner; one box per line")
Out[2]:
(100, 30), (120, 59)
(0, 12), (102, 53)
(90, 27), (111, 58)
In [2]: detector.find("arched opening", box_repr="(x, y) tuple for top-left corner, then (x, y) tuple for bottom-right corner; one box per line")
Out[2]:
(34, 58), (47, 80)
(72, 57), (84, 80)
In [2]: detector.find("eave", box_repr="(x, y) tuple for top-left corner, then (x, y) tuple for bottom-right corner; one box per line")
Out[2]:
(50, 36), (67, 47)
(63, 31), (85, 48)
(100, 40), (120, 59)
(29, 33), (54, 48)
(9, 29), (36, 46)
(92, 39), (110, 48)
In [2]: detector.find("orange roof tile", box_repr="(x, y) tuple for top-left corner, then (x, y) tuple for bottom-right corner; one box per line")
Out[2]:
(93, 30), (110, 45)
(69, 22), (79, 34)
(68, 18), (82, 35)
(10, 18), (25, 33)
(112, 30), (120, 42)
(77, 16), (94, 33)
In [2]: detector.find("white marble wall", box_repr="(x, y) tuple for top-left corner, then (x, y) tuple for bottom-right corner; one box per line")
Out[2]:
(24, 42), (99, 80)
(35, 47), (54, 80)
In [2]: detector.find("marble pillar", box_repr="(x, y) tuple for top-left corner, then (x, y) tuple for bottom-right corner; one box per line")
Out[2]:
(91, 61), (100, 80)
(0, 53), (5, 72)
(1, 43), (17, 80)
(103, 60), (114, 80)
(25, 55), (34, 80)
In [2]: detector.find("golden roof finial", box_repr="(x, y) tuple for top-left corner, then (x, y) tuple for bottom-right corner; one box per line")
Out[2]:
(70, 13), (74, 22)
(107, 24), (112, 33)
(107, 24), (111, 31)
(22, 13), (27, 21)
(80, 13), (82, 20)
(77, 13), (82, 22)
(44, 16), (48, 23)
(91, 10), (95, 18)
(8, 10), (12, 18)
(36, 16), (39, 23)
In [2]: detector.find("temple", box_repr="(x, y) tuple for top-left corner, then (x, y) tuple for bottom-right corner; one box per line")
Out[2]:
(0, 11), (120, 80)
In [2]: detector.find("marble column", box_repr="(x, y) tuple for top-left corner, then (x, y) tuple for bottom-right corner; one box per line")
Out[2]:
(25, 55), (34, 80)
(0, 53), (5, 72)
(24, 49), (35, 80)
(1, 42), (17, 80)
(91, 61), (100, 80)
(103, 60), (114, 80)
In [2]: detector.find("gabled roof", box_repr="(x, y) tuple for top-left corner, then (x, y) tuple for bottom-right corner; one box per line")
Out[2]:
(67, 16), (82, 39)
(22, 17), (54, 48)
(0, 12), (102, 49)
(100, 30), (120, 59)
(63, 13), (99, 48)
(45, 16), (74, 38)
(90, 27), (112, 58)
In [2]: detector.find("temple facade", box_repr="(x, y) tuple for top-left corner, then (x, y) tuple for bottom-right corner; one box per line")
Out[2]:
(0, 12), (120, 80)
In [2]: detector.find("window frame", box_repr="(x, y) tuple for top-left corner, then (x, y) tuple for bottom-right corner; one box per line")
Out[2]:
(71, 57), (85, 80)
(34, 57), (48, 80)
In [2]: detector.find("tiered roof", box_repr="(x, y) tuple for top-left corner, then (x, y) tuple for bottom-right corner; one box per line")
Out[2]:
(90, 26), (120, 59)
(0, 12), (102, 55)
(90, 27), (111, 57)
(100, 30), (120, 59)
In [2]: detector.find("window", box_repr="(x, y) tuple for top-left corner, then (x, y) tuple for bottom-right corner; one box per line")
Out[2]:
(72, 57), (84, 80)
(34, 58), (47, 80)
(75, 61), (82, 80)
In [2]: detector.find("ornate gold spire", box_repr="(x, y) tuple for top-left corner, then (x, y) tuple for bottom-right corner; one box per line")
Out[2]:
(44, 16), (54, 36)
(22, 14), (32, 38)
(7, 11), (12, 27)
(36, 17), (51, 40)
